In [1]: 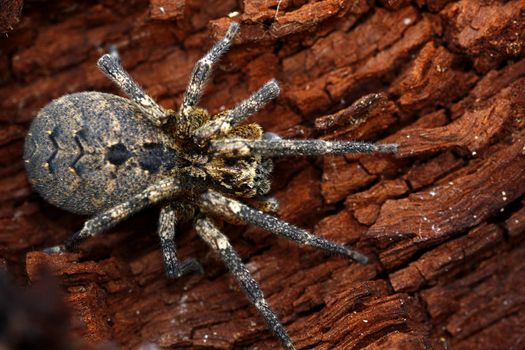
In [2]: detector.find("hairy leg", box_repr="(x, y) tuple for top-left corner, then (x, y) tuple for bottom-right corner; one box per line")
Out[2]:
(158, 204), (203, 279)
(63, 178), (183, 249)
(193, 80), (280, 145)
(195, 216), (295, 350)
(177, 22), (239, 137)
(210, 139), (398, 158)
(97, 52), (168, 126)
(198, 191), (368, 264)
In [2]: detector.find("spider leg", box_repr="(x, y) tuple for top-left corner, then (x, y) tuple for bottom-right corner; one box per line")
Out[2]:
(63, 178), (183, 250)
(158, 204), (203, 279)
(97, 53), (168, 126)
(193, 80), (280, 145)
(210, 139), (397, 158)
(178, 22), (239, 136)
(195, 216), (295, 350)
(198, 191), (368, 264)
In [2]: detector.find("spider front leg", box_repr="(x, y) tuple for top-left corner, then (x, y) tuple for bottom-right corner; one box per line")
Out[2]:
(158, 204), (203, 279)
(198, 190), (368, 264)
(58, 178), (183, 250)
(177, 22), (240, 137)
(195, 216), (295, 350)
(211, 139), (398, 157)
(97, 51), (168, 126)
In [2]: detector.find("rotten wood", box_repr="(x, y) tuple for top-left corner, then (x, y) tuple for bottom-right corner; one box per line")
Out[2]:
(1, 1), (525, 349)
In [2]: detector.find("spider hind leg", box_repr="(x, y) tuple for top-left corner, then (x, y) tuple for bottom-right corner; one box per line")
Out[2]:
(97, 52), (168, 126)
(64, 178), (183, 250)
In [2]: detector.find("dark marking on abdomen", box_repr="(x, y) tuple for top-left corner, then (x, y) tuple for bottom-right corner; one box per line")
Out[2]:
(107, 143), (132, 166)
(138, 143), (178, 174)
(71, 129), (87, 175)
(47, 126), (61, 174)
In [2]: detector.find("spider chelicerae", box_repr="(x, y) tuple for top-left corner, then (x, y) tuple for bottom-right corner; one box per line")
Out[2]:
(24, 22), (397, 349)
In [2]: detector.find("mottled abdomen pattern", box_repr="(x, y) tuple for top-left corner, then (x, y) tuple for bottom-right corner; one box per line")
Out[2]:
(24, 92), (178, 215)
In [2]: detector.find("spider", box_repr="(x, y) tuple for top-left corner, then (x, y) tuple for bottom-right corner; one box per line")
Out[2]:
(23, 22), (397, 349)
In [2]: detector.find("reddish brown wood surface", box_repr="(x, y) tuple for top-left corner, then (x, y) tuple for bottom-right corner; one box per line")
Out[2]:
(1, 1), (525, 349)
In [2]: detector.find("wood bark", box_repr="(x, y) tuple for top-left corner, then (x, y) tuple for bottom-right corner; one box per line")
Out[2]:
(1, 0), (525, 349)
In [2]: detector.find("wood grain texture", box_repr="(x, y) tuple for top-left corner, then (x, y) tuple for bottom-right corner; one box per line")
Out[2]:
(1, 0), (525, 349)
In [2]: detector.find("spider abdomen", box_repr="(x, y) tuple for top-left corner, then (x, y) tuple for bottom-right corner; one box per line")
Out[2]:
(24, 91), (178, 215)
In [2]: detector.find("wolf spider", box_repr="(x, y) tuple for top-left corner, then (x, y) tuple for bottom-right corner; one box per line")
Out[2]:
(24, 22), (397, 349)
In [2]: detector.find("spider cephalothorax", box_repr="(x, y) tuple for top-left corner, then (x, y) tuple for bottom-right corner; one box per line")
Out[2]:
(23, 22), (397, 349)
